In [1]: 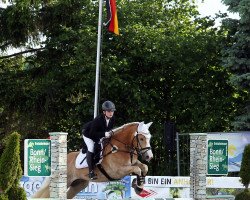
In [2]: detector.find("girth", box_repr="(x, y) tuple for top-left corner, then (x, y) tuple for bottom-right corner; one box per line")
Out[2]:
(97, 164), (120, 181)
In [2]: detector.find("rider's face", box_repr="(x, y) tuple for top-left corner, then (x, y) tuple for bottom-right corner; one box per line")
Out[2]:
(103, 110), (114, 119)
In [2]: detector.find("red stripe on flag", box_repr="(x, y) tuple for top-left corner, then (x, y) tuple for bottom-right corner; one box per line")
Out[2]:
(106, 0), (119, 35)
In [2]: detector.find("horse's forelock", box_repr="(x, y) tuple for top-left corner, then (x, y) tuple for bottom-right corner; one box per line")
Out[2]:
(137, 122), (152, 139)
(137, 130), (151, 139)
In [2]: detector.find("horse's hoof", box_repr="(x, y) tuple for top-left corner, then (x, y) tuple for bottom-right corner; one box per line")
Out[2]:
(132, 178), (137, 187)
(136, 175), (145, 187)
(131, 179), (143, 195)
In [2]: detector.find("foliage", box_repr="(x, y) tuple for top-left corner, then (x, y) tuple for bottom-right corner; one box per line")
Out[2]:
(207, 188), (244, 196)
(102, 182), (126, 198)
(221, 0), (250, 130)
(0, 132), (20, 192)
(0, 5), (39, 49)
(235, 189), (250, 200)
(0, 194), (8, 200)
(7, 187), (27, 200)
(0, 132), (26, 199)
(170, 188), (181, 198)
(239, 144), (250, 188)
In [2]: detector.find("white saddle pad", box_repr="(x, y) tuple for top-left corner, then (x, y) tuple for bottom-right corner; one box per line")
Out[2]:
(75, 150), (88, 169)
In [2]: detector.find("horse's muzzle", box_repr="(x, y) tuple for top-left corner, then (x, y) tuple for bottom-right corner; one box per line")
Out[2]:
(144, 151), (153, 162)
(145, 155), (153, 162)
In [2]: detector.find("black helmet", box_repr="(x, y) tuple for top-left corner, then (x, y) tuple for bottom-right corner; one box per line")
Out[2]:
(102, 100), (116, 111)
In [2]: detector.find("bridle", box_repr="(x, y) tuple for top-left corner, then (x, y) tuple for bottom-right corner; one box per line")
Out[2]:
(103, 131), (152, 163)
(133, 133), (152, 157)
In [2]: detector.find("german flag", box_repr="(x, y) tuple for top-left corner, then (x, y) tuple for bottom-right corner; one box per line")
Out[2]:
(106, 0), (119, 35)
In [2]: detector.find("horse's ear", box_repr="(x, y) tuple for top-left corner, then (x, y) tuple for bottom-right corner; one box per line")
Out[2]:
(138, 122), (144, 128)
(138, 122), (145, 131)
(146, 122), (153, 128)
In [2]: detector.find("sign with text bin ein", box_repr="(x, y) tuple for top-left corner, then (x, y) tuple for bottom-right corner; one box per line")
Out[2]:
(207, 140), (228, 175)
(24, 139), (51, 177)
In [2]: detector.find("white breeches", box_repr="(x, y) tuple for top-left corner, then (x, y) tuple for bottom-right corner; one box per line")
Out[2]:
(83, 135), (95, 153)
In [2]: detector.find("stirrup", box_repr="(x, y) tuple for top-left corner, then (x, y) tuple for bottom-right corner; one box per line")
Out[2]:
(89, 171), (97, 180)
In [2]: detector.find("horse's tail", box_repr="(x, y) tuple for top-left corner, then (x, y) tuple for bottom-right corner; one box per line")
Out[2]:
(31, 177), (50, 198)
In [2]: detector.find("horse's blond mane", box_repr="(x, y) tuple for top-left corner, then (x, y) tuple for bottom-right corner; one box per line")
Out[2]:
(111, 122), (139, 135)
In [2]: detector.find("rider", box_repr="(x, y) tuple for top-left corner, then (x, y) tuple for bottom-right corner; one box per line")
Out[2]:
(82, 100), (116, 180)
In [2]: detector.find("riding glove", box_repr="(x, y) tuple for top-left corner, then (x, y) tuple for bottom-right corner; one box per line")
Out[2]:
(105, 131), (111, 137)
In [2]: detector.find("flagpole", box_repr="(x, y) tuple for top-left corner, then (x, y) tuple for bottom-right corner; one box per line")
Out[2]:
(94, 0), (103, 118)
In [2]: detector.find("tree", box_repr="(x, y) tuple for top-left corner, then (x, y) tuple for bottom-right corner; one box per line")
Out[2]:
(235, 144), (250, 200)
(221, 0), (250, 130)
(239, 144), (250, 188)
(235, 189), (250, 200)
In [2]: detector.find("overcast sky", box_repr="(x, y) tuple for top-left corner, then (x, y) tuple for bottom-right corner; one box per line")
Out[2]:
(196, 0), (239, 19)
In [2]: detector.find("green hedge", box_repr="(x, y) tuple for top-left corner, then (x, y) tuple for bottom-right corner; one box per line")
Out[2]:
(7, 187), (27, 200)
(0, 132), (27, 200)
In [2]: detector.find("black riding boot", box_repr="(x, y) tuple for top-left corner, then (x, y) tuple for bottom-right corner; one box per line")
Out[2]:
(86, 151), (97, 180)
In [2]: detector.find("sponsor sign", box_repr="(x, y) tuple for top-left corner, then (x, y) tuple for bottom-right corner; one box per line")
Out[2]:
(208, 132), (250, 172)
(130, 176), (244, 198)
(130, 176), (191, 198)
(24, 139), (51, 176)
(73, 176), (131, 199)
(207, 140), (228, 175)
(21, 176), (244, 198)
(20, 176), (47, 197)
(20, 175), (130, 199)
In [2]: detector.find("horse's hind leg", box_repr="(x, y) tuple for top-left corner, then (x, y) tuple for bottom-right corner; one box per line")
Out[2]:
(67, 179), (89, 199)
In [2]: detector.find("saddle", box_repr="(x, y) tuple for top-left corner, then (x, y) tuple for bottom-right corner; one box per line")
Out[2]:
(75, 138), (109, 169)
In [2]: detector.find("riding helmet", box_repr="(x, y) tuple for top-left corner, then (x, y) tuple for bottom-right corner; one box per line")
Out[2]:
(102, 100), (116, 111)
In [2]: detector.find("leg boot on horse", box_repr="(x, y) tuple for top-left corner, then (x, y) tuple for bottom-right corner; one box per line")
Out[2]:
(86, 151), (97, 180)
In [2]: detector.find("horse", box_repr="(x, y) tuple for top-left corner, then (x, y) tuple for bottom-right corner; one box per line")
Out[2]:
(32, 121), (153, 199)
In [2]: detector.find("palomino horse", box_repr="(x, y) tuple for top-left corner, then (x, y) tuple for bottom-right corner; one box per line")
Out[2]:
(32, 121), (153, 199)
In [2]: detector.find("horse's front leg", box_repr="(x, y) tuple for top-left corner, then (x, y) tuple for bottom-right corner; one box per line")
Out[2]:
(133, 160), (148, 176)
(121, 165), (142, 177)
(133, 160), (148, 187)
